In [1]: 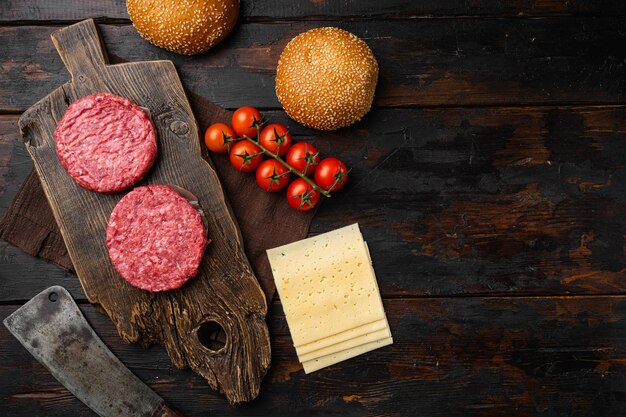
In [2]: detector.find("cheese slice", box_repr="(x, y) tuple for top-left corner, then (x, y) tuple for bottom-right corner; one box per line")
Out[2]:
(294, 240), (388, 355)
(298, 325), (391, 362)
(302, 337), (393, 374)
(295, 318), (388, 355)
(267, 224), (386, 346)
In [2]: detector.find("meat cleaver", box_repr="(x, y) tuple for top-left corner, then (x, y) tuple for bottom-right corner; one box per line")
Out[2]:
(3, 286), (183, 417)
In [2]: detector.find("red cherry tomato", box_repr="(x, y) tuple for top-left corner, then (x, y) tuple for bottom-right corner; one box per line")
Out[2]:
(314, 158), (349, 191)
(255, 160), (290, 192)
(229, 140), (262, 172)
(259, 124), (292, 156)
(204, 123), (235, 154)
(285, 142), (319, 175)
(286, 178), (320, 211)
(232, 106), (262, 138)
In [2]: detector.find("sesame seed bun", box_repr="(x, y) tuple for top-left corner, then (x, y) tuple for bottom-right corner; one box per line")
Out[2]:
(275, 27), (378, 131)
(127, 0), (239, 56)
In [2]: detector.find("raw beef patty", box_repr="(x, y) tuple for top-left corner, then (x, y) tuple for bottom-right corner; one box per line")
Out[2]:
(106, 185), (208, 291)
(54, 93), (157, 193)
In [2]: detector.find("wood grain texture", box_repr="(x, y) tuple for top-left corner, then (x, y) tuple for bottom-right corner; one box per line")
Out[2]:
(1, 297), (625, 416)
(1, 18), (624, 112)
(1, 4), (625, 416)
(3, 104), (625, 301)
(17, 20), (269, 404)
(1, 0), (625, 22)
(0, 116), (82, 301)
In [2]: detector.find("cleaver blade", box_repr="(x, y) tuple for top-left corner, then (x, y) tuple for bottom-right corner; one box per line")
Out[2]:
(3, 285), (183, 417)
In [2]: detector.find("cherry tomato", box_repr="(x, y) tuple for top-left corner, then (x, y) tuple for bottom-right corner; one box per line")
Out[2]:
(255, 160), (290, 192)
(204, 123), (235, 154)
(286, 178), (320, 211)
(314, 158), (349, 191)
(286, 142), (320, 175)
(229, 140), (262, 172)
(232, 106), (262, 138)
(259, 124), (292, 156)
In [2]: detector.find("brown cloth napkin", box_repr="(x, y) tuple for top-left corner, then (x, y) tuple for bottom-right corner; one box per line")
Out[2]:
(0, 91), (314, 302)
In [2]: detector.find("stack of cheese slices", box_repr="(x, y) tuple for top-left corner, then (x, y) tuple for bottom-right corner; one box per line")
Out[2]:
(267, 223), (392, 373)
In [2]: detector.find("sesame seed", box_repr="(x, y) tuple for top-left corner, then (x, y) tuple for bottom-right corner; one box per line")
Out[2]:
(127, 0), (239, 55)
(275, 27), (379, 131)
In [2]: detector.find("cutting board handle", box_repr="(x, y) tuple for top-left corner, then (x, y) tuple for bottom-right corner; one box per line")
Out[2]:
(23, 19), (271, 405)
(50, 19), (107, 83)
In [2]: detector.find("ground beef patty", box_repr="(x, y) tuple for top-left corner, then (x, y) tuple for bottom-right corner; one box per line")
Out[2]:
(54, 93), (157, 193)
(106, 185), (208, 291)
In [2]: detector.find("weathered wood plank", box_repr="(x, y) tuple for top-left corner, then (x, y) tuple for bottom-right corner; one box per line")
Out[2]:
(0, 0), (127, 23)
(311, 104), (626, 298)
(0, 18), (624, 112)
(0, 241), (81, 301)
(1, 297), (625, 416)
(0, 116), (83, 299)
(1, 0), (625, 22)
(247, 0), (626, 19)
(2, 104), (625, 300)
(17, 20), (270, 404)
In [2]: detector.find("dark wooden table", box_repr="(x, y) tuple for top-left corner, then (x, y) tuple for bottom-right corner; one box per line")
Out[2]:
(1, 1), (625, 416)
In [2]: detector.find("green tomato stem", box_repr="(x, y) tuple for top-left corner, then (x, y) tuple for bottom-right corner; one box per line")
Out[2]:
(242, 126), (331, 198)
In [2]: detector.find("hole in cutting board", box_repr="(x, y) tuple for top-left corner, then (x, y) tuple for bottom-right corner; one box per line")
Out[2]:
(48, 292), (58, 302)
(197, 321), (227, 352)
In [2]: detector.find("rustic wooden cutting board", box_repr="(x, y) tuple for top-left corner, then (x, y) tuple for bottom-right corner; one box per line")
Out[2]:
(17, 19), (270, 405)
